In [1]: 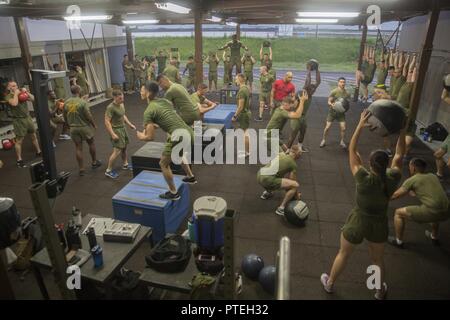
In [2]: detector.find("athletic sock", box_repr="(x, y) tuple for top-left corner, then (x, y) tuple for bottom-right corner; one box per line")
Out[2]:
(396, 238), (403, 245)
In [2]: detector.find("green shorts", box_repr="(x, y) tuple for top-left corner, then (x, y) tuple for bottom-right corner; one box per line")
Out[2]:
(111, 126), (129, 150)
(244, 71), (253, 83)
(257, 173), (282, 192)
(237, 110), (251, 130)
(259, 91), (271, 104)
(342, 210), (388, 244)
(70, 126), (94, 143)
(327, 109), (345, 123)
(406, 205), (450, 223)
(163, 130), (194, 157)
(186, 76), (195, 89)
(406, 121), (417, 137)
(209, 71), (218, 82)
(266, 131), (283, 153)
(13, 117), (36, 138)
(440, 135), (450, 153)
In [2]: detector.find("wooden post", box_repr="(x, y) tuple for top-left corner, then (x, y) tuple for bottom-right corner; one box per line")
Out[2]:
(353, 23), (368, 102)
(13, 17), (33, 85)
(125, 26), (134, 61)
(236, 23), (241, 40)
(408, 0), (440, 127)
(394, 21), (401, 50)
(194, 7), (203, 87)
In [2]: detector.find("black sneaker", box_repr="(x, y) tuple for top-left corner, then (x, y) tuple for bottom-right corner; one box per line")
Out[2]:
(16, 160), (26, 168)
(182, 176), (198, 184)
(36, 152), (42, 157)
(387, 236), (404, 249)
(159, 191), (181, 201)
(91, 160), (102, 169)
(254, 116), (263, 122)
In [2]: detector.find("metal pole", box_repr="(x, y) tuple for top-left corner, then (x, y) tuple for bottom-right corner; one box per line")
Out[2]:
(223, 210), (236, 299)
(194, 7), (204, 87)
(393, 21), (401, 50)
(126, 26), (134, 61)
(14, 17), (33, 84)
(29, 182), (76, 300)
(276, 236), (290, 300)
(236, 23), (241, 40)
(353, 23), (368, 102)
(408, 0), (440, 128)
(0, 250), (15, 299)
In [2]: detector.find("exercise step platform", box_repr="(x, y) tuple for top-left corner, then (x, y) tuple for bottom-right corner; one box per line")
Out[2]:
(220, 85), (239, 104)
(112, 170), (190, 242)
(132, 142), (184, 177)
(203, 104), (237, 129)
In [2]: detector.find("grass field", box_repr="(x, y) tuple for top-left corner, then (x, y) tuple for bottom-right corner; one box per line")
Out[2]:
(135, 37), (375, 72)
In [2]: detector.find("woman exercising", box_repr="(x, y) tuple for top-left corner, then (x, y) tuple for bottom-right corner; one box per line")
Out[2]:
(320, 110), (406, 300)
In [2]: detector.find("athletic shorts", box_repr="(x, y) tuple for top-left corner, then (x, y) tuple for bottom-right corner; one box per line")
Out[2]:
(111, 126), (129, 150)
(70, 126), (94, 143)
(259, 91), (271, 104)
(342, 210), (388, 244)
(327, 109), (345, 123)
(440, 135), (450, 153)
(237, 110), (251, 130)
(405, 205), (450, 223)
(244, 71), (253, 83)
(257, 173), (282, 192)
(162, 131), (194, 157)
(209, 71), (218, 82)
(406, 121), (417, 137)
(13, 117), (36, 138)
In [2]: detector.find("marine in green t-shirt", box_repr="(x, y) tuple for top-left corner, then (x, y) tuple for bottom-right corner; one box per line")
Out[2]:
(257, 146), (302, 216)
(218, 35), (248, 75)
(242, 53), (256, 90)
(223, 54), (232, 85)
(205, 53), (219, 91)
(156, 50), (168, 75)
(122, 56), (135, 92)
(183, 57), (196, 90)
(234, 82), (251, 130)
(75, 66), (89, 97)
(257, 67), (275, 121)
(163, 64), (181, 84)
(377, 65), (388, 86)
(163, 82), (200, 126)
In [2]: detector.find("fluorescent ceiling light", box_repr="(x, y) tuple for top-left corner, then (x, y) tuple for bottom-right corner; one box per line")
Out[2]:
(127, 12), (138, 15)
(206, 16), (222, 23)
(226, 22), (237, 27)
(64, 15), (112, 21)
(296, 18), (338, 24)
(123, 19), (159, 24)
(297, 12), (359, 18)
(155, 2), (191, 14)
(0, 0), (10, 4)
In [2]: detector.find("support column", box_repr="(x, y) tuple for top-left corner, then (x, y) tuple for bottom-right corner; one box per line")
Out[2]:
(353, 23), (368, 102)
(393, 21), (401, 50)
(125, 26), (134, 61)
(194, 7), (203, 87)
(14, 17), (33, 85)
(408, 0), (440, 126)
(236, 23), (241, 40)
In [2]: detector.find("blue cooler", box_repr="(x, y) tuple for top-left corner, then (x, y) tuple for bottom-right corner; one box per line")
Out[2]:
(203, 104), (236, 129)
(112, 171), (190, 242)
(192, 196), (227, 252)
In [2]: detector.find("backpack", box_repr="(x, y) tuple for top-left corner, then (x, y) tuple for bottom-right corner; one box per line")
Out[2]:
(145, 234), (192, 273)
(425, 122), (448, 141)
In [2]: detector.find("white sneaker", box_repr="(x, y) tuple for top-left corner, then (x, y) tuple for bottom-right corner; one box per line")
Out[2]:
(52, 142), (56, 148)
(320, 273), (333, 293)
(374, 282), (388, 300)
(260, 191), (273, 200)
(237, 151), (250, 159)
(340, 141), (347, 149)
(275, 207), (285, 216)
(59, 134), (71, 140)
(319, 140), (326, 148)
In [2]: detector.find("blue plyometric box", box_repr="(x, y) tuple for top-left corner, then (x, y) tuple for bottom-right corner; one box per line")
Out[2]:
(204, 104), (237, 129)
(112, 170), (190, 242)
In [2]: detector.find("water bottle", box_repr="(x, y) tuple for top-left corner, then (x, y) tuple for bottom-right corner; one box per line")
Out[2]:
(72, 206), (82, 227)
(422, 131), (429, 142)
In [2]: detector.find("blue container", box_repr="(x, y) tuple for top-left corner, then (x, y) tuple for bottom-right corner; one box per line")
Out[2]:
(192, 196), (227, 252)
(112, 170), (190, 242)
(91, 245), (103, 268)
(204, 104), (237, 129)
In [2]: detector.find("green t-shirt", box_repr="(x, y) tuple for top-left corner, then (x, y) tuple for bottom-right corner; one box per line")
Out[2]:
(64, 97), (91, 127)
(243, 58), (254, 72)
(190, 92), (205, 105)
(267, 107), (289, 131)
(6, 93), (29, 118)
(260, 153), (297, 178)
(165, 83), (200, 125)
(354, 167), (401, 217)
(139, 63), (148, 78)
(163, 65), (180, 83)
(261, 58), (272, 67)
(133, 60), (141, 75)
(143, 98), (193, 137)
(377, 67), (388, 85)
(76, 72), (88, 89)
(157, 54), (168, 70)
(260, 73), (275, 93)
(401, 173), (449, 211)
(363, 63), (376, 82)
(105, 102), (126, 128)
(396, 82), (413, 111)
(122, 61), (133, 73)
(186, 62), (195, 78)
(208, 58), (219, 72)
(236, 85), (251, 112)
(390, 75), (406, 99)
(147, 66), (156, 81)
(330, 87), (350, 100)
(228, 41), (243, 58)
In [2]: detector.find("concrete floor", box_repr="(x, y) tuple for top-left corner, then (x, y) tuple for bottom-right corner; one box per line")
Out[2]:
(2, 89), (450, 300)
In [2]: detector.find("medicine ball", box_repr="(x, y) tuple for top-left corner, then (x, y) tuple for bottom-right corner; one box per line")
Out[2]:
(444, 74), (450, 91)
(367, 99), (407, 137)
(18, 91), (29, 103)
(258, 265), (276, 295)
(241, 254), (264, 280)
(307, 59), (319, 71)
(2, 139), (14, 150)
(333, 97), (350, 114)
(285, 200), (309, 227)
